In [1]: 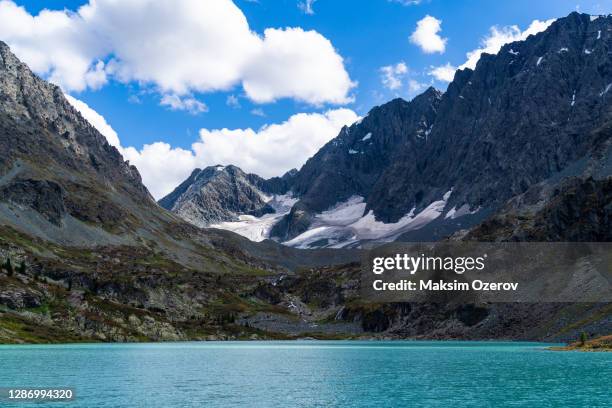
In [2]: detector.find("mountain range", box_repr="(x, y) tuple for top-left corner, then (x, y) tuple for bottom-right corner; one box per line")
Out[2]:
(0, 11), (610, 343)
(161, 12), (612, 248)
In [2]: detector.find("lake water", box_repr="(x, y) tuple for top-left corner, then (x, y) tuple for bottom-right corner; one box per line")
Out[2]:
(0, 341), (610, 407)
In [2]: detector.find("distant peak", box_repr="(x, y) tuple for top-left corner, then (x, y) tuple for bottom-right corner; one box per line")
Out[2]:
(283, 168), (298, 178)
(420, 86), (442, 99)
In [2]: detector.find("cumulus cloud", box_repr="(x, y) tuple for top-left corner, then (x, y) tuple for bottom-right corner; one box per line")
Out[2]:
(122, 143), (198, 199)
(243, 27), (355, 105)
(193, 109), (359, 180)
(160, 94), (208, 115)
(0, 0), (354, 105)
(428, 62), (456, 82)
(380, 62), (408, 90)
(460, 19), (555, 70)
(410, 15), (447, 54)
(65, 95), (358, 199)
(0, 1), (107, 92)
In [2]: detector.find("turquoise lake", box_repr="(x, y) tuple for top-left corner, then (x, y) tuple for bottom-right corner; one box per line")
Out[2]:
(0, 341), (610, 407)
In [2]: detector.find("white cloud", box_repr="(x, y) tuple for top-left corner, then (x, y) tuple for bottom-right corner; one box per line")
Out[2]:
(0, 1), (107, 92)
(410, 15), (447, 54)
(192, 108), (359, 181)
(298, 0), (317, 15)
(380, 62), (408, 90)
(460, 19), (555, 70)
(160, 94), (208, 115)
(122, 143), (198, 199)
(65, 95), (359, 199)
(428, 62), (456, 82)
(243, 27), (355, 105)
(0, 0), (354, 105)
(64, 94), (121, 148)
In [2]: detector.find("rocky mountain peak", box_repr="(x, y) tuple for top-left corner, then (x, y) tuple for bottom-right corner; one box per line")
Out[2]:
(0, 41), (149, 200)
(158, 164), (275, 227)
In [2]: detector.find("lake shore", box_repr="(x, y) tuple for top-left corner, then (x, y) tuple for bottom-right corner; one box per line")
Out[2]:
(549, 335), (612, 352)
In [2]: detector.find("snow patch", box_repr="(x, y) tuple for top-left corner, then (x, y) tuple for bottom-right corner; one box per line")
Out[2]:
(348, 149), (359, 154)
(600, 83), (612, 97)
(536, 56), (543, 66)
(508, 49), (519, 55)
(209, 193), (297, 242)
(284, 189), (453, 248)
(316, 196), (367, 225)
(361, 132), (372, 142)
(584, 49), (592, 55)
(571, 90), (576, 107)
(597, 30), (601, 40)
(445, 204), (479, 220)
(558, 47), (568, 53)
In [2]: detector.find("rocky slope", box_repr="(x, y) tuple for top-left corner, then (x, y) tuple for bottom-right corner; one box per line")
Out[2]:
(164, 12), (612, 248)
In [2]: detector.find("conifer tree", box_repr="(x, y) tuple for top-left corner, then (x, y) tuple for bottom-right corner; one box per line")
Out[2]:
(5, 258), (13, 277)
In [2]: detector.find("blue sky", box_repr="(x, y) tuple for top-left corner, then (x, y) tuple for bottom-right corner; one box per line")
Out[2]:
(2, 0), (610, 197)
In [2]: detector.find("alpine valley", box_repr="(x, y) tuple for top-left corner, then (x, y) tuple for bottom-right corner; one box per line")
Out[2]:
(0, 12), (610, 343)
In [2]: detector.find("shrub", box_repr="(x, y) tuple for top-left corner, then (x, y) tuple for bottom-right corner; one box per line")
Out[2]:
(4, 258), (13, 277)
